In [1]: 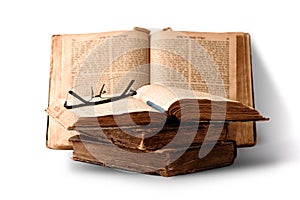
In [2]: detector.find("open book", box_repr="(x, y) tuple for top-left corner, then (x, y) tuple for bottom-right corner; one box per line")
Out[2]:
(47, 27), (260, 149)
(47, 84), (266, 129)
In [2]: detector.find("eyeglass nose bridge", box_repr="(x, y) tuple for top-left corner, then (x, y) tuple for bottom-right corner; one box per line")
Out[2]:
(94, 83), (107, 98)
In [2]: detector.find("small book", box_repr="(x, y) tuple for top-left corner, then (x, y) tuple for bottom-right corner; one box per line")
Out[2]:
(46, 27), (263, 149)
(69, 134), (237, 177)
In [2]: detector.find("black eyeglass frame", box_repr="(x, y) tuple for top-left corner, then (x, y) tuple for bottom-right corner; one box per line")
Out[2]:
(64, 80), (137, 109)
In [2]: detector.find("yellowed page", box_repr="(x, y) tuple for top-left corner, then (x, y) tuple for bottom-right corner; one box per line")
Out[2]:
(150, 31), (236, 98)
(61, 30), (150, 98)
(47, 29), (150, 149)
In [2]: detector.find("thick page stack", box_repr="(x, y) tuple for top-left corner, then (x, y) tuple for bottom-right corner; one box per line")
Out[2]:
(77, 123), (228, 151)
(46, 27), (268, 176)
(70, 134), (236, 177)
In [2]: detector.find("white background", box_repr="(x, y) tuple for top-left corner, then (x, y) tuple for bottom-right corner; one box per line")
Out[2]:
(0, 0), (299, 199)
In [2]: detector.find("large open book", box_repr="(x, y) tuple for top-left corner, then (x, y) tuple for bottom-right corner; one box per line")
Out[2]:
(47, 27), (260, 149)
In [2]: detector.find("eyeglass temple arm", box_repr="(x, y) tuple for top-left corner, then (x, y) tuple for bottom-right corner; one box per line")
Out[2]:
(67, 90), (90, 104)
(121, 80), (135, 96)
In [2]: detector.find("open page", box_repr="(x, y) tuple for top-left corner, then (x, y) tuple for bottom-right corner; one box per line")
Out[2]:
(136, 84), (228, 111)
(47, 29), (150, 148)
(150, 30), (236, 98)
(52, 29), (150, 101)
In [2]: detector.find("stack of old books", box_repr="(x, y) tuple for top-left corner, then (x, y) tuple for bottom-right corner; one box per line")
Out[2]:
(46, 27), (268, 176)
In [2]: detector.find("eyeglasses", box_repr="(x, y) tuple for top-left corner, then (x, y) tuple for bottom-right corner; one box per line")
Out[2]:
(64, 80), (137, 109)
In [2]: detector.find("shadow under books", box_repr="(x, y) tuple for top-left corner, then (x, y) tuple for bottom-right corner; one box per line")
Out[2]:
(231, 43), (294, 169)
